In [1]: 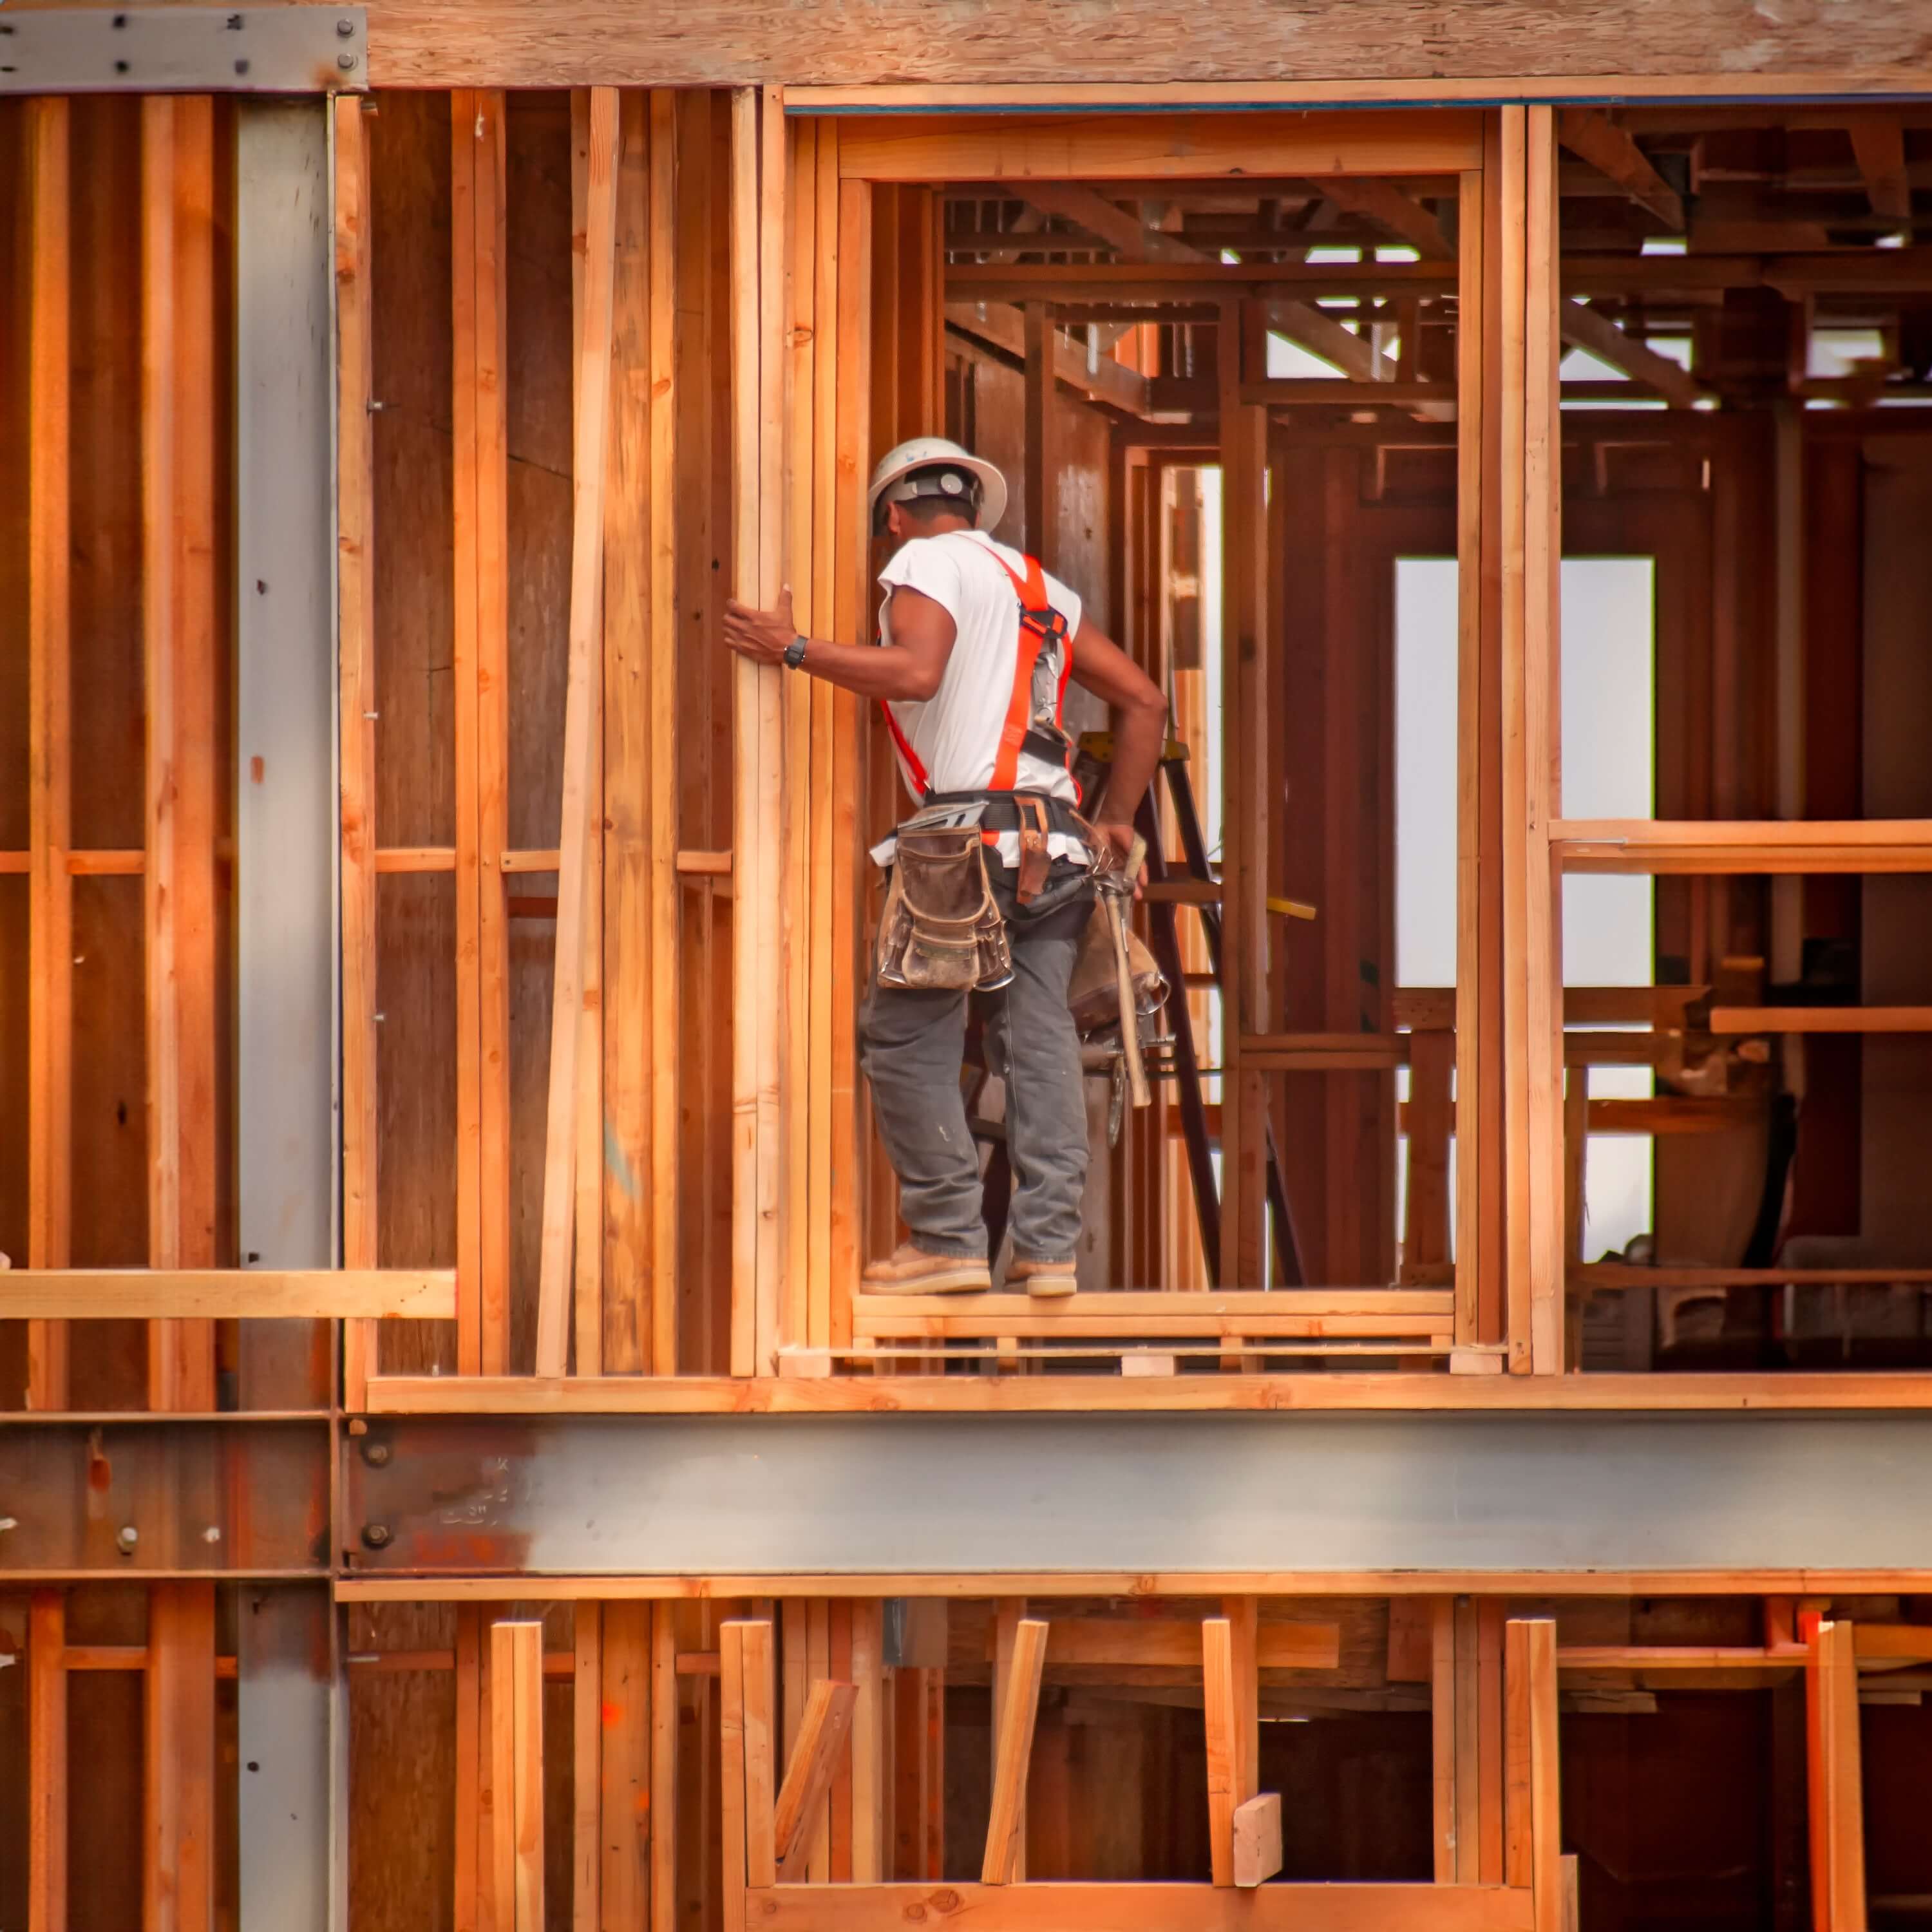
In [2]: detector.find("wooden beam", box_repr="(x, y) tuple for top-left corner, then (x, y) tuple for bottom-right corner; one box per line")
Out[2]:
(26, 97), (71, 1414)
(1016, 182), (1208, 264)
(1219, 302), (1269, 1287)
(1023, 302), (1058, 560)
(145, 1583), (216, 1932)
(1203, 1616), (1240, 1885)
(570, 91), (608, 1385)
(1232, 1794), (1284, 1889)
(944, 301), (1151, 414)
(451, 89), (511, 1374)
(536, 86), (621, 1378)
(142, 94), (220, 1414)
(1513, 1619), (1563, 1931)
(491, 1620), (546, 1932)
(646, 93), (681, 1377)
(836, 113), (1482, 184)
(650, 1602), (679, 1932)
(573, 1603), (602, 1932)
(983, 1617), (1049, 1884)
(596, 1600), (652, 1929)
(1554, 818), (1932, 873)
(334, 91), (379, 1410)
(773, 1682), (860, 1880)
(1710, 1004), (1932, 1033)
(1320, 177), (1457, 260)
(1260, 296), (1397, 383)
(1848, 115), (1911, 223)
(28, 1590), (65, 1932)
(454, 1607), (482, 1929)
(0, 1267), (457, 1320)
(1809, 1618), (1870, 1931)
(994, 1617), (1340, 1671)
(730, 89), (787, 1374)
(1557, 298), (1707, 410)
(741, 1883), (1533, 1930)
(1554, 111), (1684, 231)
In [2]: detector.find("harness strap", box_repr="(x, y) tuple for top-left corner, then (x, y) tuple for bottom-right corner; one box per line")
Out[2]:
(984, 549), (1073, 793)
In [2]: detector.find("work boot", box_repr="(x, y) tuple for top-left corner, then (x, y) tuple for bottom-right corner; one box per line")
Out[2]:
(859, 1244), (992, 1296)
(1006, 1256), (1077, 1299)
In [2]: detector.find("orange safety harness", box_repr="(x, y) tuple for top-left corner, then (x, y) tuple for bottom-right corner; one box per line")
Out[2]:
(878, 545), (1077, 805)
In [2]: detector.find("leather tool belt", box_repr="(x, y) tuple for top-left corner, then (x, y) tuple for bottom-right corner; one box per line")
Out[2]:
(874, 800), (1015, 993)
(920, 787), (1092, 906)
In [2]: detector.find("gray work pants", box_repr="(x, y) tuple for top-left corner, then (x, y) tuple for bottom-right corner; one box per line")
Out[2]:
(860, 860), (1094, 1261)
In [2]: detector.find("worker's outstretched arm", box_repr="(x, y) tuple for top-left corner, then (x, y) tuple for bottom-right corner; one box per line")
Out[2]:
(1067, 622), (1168, 875)
(723, 584), (956, 702)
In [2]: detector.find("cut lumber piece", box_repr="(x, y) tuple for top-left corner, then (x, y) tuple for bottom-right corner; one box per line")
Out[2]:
(1558, 298), (1707, 409)
(982, 1618), (1049, 1884)
(1203, 1616), (1240, 1885)
(1232, 1793), (1283, 1888)
(536, 85), (621, 1379)
(0, 1268), (456, 1320)
(1555, 110), (1684, 230)
(1848, 115), (1911, 222)
(1320, 176), (1456, 260)
(773, 1682), (859, 1880)
(742, 1884), (1534, 1929)
(27, 96), (72, 1414)
(490, 1620), (546, 1932)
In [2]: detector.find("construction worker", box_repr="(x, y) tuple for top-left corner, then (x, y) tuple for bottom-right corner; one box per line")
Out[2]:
(723, 436), (1168, 1298)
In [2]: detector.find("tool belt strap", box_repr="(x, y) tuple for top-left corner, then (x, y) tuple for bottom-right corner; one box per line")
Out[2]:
(919, 788), (1092, 842)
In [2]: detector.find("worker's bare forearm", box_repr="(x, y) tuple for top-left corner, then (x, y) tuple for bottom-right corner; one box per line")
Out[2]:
(792, 636), (943, 703)
(1095, 691), (1168, 831)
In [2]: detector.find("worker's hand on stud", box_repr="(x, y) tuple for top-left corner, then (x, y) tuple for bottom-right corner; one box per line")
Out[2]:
(723, 585), (799, 665)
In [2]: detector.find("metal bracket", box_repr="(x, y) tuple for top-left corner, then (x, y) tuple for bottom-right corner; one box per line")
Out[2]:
(0, 6), (368, 95)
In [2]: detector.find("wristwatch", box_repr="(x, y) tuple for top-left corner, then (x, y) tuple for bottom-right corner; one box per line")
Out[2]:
(782, 634), (808, 670)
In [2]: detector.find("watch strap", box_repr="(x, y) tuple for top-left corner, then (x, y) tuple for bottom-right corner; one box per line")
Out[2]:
(783, 634), (808, 669)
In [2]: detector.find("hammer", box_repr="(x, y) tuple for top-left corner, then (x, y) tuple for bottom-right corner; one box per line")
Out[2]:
(1104, 833), (1151, 1109)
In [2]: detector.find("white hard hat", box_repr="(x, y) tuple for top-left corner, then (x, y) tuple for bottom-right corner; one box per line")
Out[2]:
(867, 436), (1007, 535)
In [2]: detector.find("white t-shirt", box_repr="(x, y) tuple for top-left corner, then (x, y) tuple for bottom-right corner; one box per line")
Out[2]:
(871, 529), (1090, 869)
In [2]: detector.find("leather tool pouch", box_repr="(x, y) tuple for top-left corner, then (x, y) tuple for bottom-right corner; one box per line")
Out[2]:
(876, 808), (1014, 993)
(1014, 795), (1051, 905)
(1067, 902), (1168, 1034)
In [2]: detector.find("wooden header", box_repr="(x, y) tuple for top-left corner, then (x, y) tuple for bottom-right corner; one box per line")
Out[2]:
(228, 0), (1932, 91)
(833, 111), (1482, 182)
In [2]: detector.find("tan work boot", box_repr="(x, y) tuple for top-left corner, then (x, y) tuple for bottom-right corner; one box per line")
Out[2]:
(860, 1244), (992, 1296)
(1007, 1256), (1077, 1299)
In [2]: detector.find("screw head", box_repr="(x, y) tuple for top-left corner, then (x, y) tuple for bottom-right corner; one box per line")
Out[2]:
(116, 1524), (140, 1553)
(337, 50), (357, 68)
(361, 1522), (392, 1550)
(337, 15), (355, 32)
(362, 1439), (392, 1467)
